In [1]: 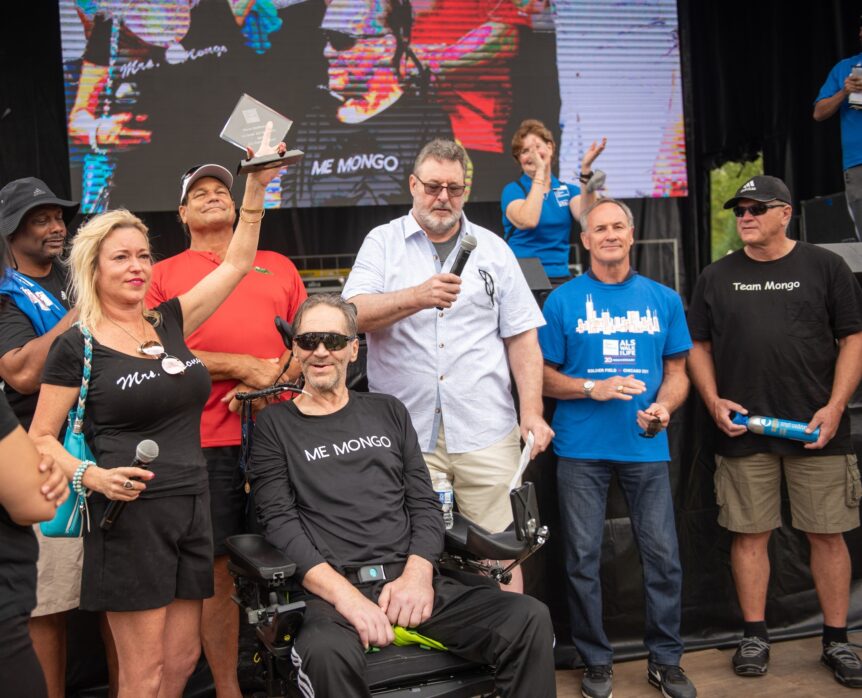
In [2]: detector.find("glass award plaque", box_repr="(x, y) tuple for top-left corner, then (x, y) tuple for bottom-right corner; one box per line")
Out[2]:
(220, 94), (304, 174)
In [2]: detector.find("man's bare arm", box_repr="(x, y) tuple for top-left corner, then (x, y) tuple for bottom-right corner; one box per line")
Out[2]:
(805, 331), (862, 449)
(504, 329), (553, 457)
(348, 273), (461, 333)
(813, 74), (862, 121)
(0, 308), (79, 394)
(687, 340), (747, 437)
(193, 350), (284, 388)
(636, 356), (689, 431)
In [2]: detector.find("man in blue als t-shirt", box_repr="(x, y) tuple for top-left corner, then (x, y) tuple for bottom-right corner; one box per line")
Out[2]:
(539, 198), (695, 698)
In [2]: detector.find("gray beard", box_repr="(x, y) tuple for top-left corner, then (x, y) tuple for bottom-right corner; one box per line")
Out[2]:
(416, 209), (460, 237)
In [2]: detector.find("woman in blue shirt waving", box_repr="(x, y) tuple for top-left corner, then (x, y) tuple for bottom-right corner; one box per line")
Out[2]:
(501, 119), (606, 285)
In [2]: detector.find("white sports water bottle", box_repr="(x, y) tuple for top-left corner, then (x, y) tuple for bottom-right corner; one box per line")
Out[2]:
(432, 475), (454, 530)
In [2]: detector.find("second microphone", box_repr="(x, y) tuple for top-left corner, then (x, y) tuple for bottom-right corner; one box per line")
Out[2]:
(99, 439), (159, 532)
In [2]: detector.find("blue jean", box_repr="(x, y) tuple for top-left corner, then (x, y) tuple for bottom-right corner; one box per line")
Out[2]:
(557, 458), (684, 666)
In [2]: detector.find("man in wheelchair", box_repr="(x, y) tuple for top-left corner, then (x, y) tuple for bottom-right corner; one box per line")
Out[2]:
(244, 294), (556, 697)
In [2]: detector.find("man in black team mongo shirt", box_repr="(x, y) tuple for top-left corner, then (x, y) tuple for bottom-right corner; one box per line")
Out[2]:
(247, 294), (556, 698)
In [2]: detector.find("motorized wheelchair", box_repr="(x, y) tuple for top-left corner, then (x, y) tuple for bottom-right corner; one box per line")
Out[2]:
(225, 482), (549, 698)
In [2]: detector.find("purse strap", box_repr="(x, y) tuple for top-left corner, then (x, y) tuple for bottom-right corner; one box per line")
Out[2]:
(72, 325), (93, 435)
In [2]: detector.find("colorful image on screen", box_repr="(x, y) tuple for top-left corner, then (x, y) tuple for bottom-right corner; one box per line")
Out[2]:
(59, 0), (686, 212)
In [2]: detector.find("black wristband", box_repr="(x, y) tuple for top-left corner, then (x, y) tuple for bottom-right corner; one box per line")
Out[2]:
(579, 171), (594, 183)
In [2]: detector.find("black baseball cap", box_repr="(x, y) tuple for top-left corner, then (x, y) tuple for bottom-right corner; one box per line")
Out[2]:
(0, 178), (79, 237)
(723, 175), (792, 209)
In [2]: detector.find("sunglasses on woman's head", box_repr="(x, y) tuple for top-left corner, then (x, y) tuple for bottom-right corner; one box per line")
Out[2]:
(293, 332), (355, 351)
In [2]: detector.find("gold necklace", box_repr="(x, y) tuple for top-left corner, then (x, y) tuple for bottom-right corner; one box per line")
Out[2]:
(106, 316), (160, 356)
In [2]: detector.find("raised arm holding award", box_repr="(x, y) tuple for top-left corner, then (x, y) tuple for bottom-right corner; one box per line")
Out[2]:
(221, 94), (304, 174)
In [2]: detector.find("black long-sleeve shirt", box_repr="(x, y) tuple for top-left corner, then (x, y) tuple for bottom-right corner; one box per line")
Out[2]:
(248, 391), (445, 580)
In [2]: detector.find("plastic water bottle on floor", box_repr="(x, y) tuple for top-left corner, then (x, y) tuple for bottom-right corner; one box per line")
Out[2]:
(432, 476), (454, 530)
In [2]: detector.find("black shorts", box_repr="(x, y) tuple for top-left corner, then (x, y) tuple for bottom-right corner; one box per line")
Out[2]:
(203, 446), (247, 555)
(81, 492), (214, 612)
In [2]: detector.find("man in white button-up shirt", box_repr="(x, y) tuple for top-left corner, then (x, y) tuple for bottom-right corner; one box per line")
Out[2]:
(343, 139), (553, 592)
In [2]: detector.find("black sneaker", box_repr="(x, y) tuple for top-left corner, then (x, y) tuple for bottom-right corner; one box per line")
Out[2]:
(821, 641), (862, 688)
(647, 662), (697, 698)
(732, 636), (770, 676)
(581, 664), (613, 698)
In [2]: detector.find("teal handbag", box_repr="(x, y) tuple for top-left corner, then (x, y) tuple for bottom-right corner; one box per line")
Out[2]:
(40, 326), (94, 537)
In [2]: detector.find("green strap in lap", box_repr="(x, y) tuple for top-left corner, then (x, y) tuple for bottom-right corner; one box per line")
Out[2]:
(365, 626), (448, 653)
(391, 625), (447, 651)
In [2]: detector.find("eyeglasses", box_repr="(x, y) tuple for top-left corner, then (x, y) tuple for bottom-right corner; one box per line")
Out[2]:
(413, 174), (466, 198)
(139, 341), (186, 375)
(323, 30), (388, 52)
(478, 269), (495, 307)
(732, 203), (786, 218)
(293, 332), (356, 351)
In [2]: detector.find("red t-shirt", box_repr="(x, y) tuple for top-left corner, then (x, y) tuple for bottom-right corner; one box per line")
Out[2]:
(147, 249), (307, 447)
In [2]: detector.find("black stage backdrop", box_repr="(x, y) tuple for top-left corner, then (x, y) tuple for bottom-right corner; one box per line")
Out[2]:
(1, 1), (860, 693)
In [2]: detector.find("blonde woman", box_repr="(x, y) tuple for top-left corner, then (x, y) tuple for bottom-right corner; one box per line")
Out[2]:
(29, 148), (285, 698)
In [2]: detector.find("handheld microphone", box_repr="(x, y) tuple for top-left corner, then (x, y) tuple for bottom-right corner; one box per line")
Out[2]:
(100, 439), (159, 531)
(436, 234), (478, 310)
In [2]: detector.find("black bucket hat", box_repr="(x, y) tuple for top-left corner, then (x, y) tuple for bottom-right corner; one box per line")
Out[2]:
(0, 177), (80, 238)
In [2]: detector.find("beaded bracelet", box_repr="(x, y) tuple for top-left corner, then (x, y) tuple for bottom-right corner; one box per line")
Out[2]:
(72, 460), (95, 496)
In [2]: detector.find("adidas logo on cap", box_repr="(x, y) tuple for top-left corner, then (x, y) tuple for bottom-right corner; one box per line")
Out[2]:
(739, 180), (756, 192)
(32, 188), (45, 196)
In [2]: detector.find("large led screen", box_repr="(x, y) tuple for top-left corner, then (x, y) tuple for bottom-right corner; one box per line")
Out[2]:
(59, 0), (686, 212)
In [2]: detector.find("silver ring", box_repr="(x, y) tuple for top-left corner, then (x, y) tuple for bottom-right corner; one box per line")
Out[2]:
(122, 480), (134, 490)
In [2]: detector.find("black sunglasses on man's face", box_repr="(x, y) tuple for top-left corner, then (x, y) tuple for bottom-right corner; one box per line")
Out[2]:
(731, 202), (785, 218)
(293, 332), (355, 351)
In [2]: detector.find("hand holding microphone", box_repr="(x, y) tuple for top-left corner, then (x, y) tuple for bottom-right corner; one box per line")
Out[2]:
(100, 439), (159, 531)
(433, 234), (477, 310)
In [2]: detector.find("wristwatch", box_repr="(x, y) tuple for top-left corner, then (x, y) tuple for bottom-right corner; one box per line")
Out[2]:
(583, 380), (596, 398)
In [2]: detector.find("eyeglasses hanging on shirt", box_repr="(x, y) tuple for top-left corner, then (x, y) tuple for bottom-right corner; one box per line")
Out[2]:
(478, 269), (495, 308)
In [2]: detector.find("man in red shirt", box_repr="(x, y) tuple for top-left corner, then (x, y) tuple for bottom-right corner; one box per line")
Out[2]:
(147, 163), (306, 698)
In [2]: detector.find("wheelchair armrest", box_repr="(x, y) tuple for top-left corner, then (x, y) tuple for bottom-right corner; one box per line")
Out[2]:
(466, 523), (530, 560)
(444, 482), (547, 561)
(444, 512), (531, 560)
(225, 534), (297, 584)
(443, 512), (471, 554)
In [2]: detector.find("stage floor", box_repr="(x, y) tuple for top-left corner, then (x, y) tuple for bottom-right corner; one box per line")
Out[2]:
(555, 630), (861, 697)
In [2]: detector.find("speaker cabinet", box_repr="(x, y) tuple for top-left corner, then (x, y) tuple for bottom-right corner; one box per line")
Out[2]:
(801, 192), (858, 243)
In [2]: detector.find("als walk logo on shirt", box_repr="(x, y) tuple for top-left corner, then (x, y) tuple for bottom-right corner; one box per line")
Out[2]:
(603, 338), (637, 365)
(553, 186), (571, 207)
